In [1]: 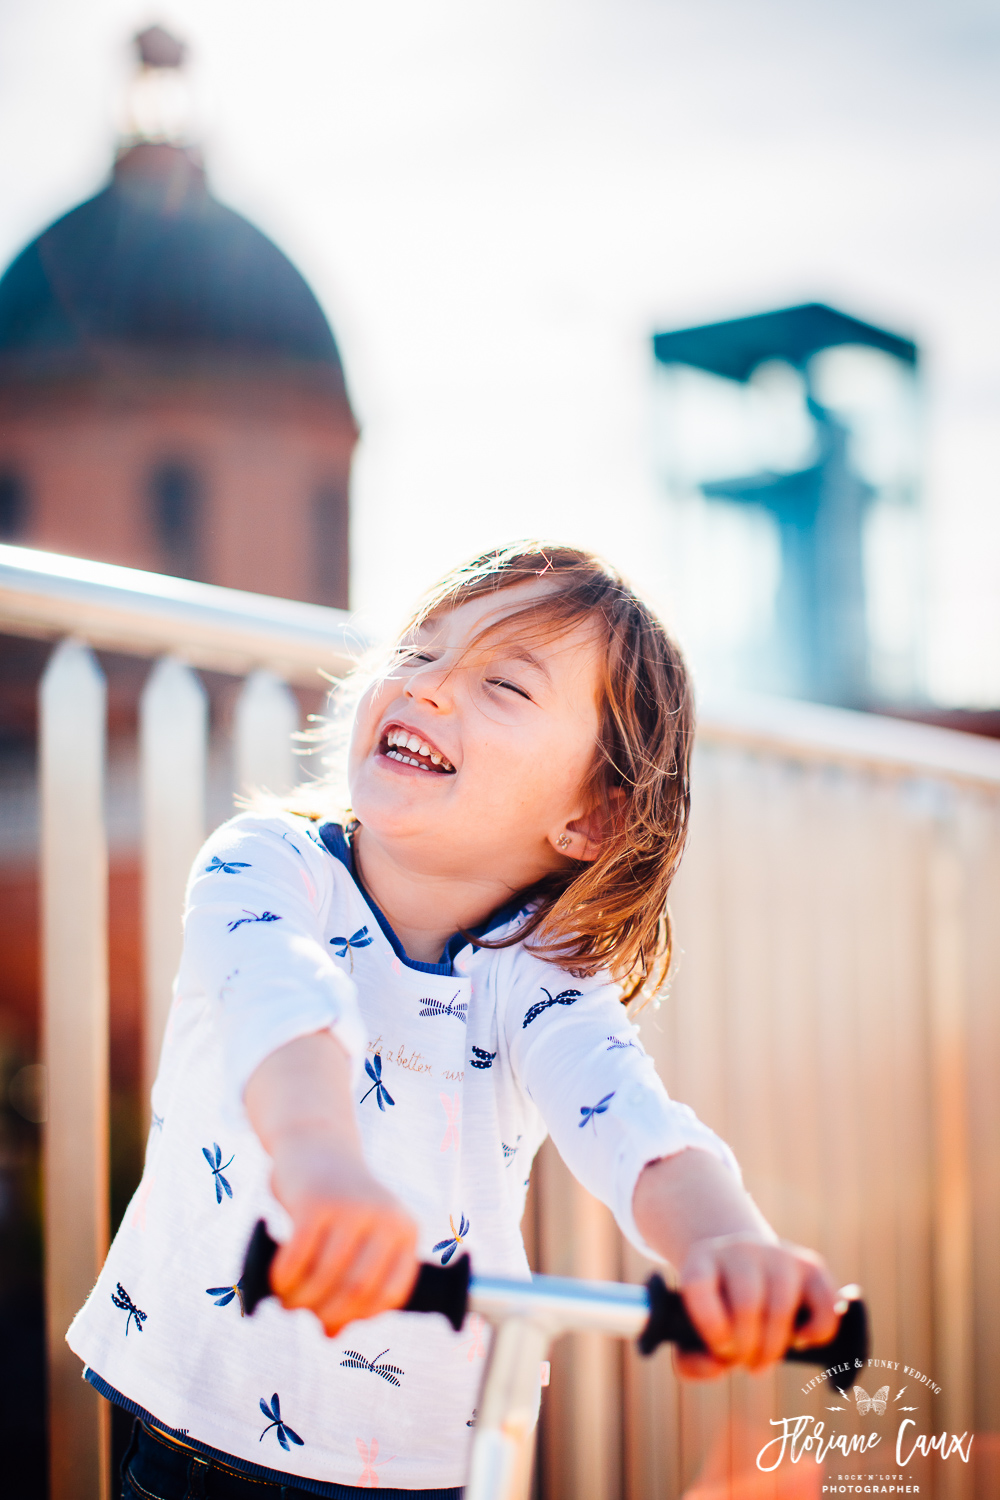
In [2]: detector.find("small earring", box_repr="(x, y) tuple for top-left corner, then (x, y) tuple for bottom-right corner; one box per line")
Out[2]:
(556, 833), (571, 850)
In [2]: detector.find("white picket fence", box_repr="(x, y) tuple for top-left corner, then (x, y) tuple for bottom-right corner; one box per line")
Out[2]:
(1, 543), (360, 1500)
(3, 542), (999, 1500)
(532, 695), (1000, 1500)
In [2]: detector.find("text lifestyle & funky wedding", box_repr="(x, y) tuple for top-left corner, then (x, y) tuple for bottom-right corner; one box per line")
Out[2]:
(800, 1360), (942, 1399)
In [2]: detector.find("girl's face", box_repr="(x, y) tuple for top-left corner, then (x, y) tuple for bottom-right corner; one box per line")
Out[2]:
(348, 580), (603, 888)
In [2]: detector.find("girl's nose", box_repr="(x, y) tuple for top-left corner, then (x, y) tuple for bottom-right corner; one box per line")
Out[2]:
(404, 660), (453, 710)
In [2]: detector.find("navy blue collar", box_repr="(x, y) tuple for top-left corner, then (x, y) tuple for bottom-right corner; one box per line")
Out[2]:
(316, 822), (527, 976)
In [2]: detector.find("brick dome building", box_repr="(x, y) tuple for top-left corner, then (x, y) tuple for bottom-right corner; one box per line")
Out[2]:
(0, 31), (357, 606)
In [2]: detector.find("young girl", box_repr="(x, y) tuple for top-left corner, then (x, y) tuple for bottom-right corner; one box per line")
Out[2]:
(69, 544), (838, 1498)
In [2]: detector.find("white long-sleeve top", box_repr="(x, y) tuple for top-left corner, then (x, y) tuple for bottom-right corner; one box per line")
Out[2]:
(68, 811), (739, 1495)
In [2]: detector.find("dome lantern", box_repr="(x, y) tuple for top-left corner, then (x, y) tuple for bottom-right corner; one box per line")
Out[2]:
(122, 25), (195, 148)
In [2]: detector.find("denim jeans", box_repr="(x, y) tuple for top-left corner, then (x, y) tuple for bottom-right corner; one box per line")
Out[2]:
(120, 1421), (335, 1499)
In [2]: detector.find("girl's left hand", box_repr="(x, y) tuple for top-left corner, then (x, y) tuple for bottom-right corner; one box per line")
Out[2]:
(674, 1233), (840, 1379)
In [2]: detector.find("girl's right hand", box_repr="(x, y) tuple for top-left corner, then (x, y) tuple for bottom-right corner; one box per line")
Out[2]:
(267, 1130), (419, 1338)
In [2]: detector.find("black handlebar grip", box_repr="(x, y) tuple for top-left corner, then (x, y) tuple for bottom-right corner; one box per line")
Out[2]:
(242, 1219), (279, 1316)
(240, 1219), (471, 1331)
(403, 1253), (471, 1332)
(638, 1274), (869, 1390)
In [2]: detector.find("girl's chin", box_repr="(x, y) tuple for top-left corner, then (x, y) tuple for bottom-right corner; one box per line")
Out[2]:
(351, 769), (453, 832)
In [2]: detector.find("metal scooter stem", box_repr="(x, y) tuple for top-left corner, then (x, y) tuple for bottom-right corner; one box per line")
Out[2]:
(465, 1275), (652, 1500)
(467, 1316), (549, 1500)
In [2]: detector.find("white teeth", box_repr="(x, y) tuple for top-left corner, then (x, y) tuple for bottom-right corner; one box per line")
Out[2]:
(382, 727), (455, 772)
(386, 749), (432, 770)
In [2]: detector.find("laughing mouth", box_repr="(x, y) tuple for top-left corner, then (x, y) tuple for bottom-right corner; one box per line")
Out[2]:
(380, 724), (456, 774)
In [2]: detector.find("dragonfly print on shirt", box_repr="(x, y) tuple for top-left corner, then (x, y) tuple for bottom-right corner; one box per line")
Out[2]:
(259, 1393), (304, 1452)
(202, 1142), (234, 1202)
(439, 1093), (461, 1152)
(502, 1135), (522, 1166)
(206, 1278), (246, 1315)
(419, 992), (468, 1024)
(340, 1348), (405, 1386)
(356, 1438), (394, 1486)
(434, 1213), (470, 1265)
(463, 1314), (487, 1362)
(227, 909), (281, 933)
(579, 1092), (615, 1131)
(204, 855), (251, 875)
(330, 925), (373, 969)
(522, 987), (583, 1028)
(360, 1053), (395, 1111)
(278, 830), (319, 900)
(111, 1283), (147, 1336)
(606, 1035), (638, 1053)
(130, 1173), (155, 1231)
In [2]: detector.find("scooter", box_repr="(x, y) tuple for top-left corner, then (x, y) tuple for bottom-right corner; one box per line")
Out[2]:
(242, 1221), (868, 1500)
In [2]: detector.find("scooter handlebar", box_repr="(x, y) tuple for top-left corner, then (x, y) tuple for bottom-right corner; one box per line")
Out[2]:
(241, 1219), (868, 1385)
(638, 1263), (869, 1380)
(241, 1218), (471, 1330)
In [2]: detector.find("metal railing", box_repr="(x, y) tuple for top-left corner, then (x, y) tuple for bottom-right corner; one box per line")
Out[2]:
(1, 543), (360, 1500)
(3, 541), (1000, 1500)
(541, 692), (1000, 1500)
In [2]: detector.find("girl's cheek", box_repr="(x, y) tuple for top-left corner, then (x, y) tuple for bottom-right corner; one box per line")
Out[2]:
(346, 689), (380, 775)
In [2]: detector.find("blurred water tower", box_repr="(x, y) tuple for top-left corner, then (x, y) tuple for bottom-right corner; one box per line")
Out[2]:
(651, 303), (921, 707)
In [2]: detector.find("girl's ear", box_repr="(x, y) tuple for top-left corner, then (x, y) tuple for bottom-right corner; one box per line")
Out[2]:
(550, 789), (625, 864)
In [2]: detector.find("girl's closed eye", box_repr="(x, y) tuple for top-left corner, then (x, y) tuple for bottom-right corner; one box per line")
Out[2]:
(485, 677), (532, 701)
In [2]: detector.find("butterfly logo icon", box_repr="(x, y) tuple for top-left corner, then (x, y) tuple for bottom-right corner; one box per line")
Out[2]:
(854, 1384), (889, 1416)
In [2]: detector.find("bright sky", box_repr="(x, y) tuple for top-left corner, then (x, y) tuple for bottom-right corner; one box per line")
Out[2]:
(1, 0), (998, 703)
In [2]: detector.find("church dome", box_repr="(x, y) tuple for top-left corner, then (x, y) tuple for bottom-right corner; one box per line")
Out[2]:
(0, 142), (346, 386)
